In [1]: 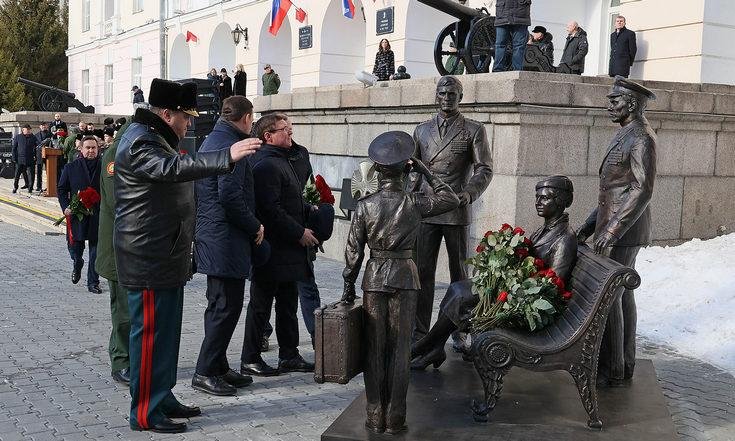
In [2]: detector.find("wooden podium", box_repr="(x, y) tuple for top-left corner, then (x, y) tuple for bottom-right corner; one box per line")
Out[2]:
(42, 147), (63, 197)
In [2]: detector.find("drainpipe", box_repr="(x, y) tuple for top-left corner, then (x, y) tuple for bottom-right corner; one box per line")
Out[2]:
(159, 0), (167, 78)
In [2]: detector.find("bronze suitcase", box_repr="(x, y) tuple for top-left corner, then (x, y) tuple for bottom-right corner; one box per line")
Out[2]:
(314, 299), (364, 384)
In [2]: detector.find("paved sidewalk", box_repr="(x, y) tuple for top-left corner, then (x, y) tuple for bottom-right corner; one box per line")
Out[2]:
(0, 221), (733, 441)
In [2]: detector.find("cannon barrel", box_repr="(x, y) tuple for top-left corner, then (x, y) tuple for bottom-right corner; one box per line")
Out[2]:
(417, 0), (482, 21)
(17, 77), (76, 99)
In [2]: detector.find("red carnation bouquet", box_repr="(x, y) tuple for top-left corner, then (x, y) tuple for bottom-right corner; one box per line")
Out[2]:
(468, 223), (572, 333)
(53, 186), (101, 226)
(303, 174), (335, 205)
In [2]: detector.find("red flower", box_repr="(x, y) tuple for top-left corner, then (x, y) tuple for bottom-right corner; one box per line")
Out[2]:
(484, 230), (493, 238)
(497, 291), (508, 302)
(543, 268), (557, 279)
(78, 187), (100, 209)
(513, 227), (525, 236)
(562, 290), (573, 300)
(551, 276), (565, 290)
(314, 174), (335, 205)
(534, 258), (545, 269)
(500, 223), (512, 231)
(476, 244), (486, 253)
(515, 248), (529, 258)
(523, 237), (532, 246)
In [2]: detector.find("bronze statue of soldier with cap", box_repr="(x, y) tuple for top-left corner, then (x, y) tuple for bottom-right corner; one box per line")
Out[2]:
(409, 75), (493, 354)
(577, 76), (657, 387)
(341, 131), (459, 435)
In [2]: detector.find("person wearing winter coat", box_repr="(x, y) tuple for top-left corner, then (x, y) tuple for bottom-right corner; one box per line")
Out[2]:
(609, 15), (637, 78)
(219, 68), (233, 101)
(11, 124), (38, 193)
(372, 39), (395, 81)
(560, 21), (589, 74)
(131, 86), (145, 104)
(492, 0), (532, 72)
(528, 25), (554, 65)
(261, 64), (281, 96)
(234, 64), (247, 96)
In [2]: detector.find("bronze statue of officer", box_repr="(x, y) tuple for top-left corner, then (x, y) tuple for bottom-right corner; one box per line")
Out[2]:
(577, 76), (657, 387)
(342, 131), (459, 435)
(409, 75), (493, 351)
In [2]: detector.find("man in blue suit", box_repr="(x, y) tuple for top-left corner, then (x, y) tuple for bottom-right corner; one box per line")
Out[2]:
(58, 135), (102, 293)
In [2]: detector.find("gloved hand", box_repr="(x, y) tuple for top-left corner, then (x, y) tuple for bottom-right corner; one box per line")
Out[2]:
(341, 281), (356, 303)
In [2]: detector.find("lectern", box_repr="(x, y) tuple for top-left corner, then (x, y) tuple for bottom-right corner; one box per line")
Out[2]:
(42, 147), (63, 197)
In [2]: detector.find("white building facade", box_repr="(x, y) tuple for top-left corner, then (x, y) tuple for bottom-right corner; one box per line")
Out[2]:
(67, 0), (735, 115)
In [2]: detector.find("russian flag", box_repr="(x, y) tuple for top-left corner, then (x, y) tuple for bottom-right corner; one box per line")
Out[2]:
(269, 0), (292, 36)
(343, 0), (355, 19)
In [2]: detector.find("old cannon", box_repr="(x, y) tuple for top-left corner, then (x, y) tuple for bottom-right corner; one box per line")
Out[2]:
(17, 77), (95, 113)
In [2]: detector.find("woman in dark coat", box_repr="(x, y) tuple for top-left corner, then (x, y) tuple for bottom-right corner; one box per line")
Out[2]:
(410, 175), (578, 370)
(233, 63), (247, 96)
(372, 39), (395, 81)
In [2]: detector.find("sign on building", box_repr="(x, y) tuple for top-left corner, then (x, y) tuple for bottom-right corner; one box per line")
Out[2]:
(376, 7), (394, 35)
(299, 25), (313, 50)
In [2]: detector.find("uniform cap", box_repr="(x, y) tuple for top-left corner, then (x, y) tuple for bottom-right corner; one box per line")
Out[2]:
(368, 131), (415, 166)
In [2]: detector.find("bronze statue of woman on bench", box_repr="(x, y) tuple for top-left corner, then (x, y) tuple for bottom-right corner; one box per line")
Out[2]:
(410, 175), (578, 370)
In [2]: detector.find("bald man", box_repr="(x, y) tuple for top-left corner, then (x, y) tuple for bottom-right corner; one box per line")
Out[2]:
(560, 21), (589, 75)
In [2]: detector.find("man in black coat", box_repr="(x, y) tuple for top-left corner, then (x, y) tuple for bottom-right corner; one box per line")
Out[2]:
(191, 96), (261, 396)
(11, 124), (38, 193)
(560, 21), (588, 74)
(49, 113), (67, 138)
(609, 16), (637, 78)
(58, 136), (102, 293)
(219, 68), (233, 102)
(240, 113), (319, 377)
(492, 0), (532, 72)
(35, 123), (52, 192)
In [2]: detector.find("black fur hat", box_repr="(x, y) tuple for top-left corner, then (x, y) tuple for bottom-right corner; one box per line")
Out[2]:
(148, 78), (199, 117)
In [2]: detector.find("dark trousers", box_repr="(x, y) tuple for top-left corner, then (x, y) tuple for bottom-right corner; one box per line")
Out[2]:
(241, 279), (300, 363)
(493, 24), (528, 72)
(364, 289), (417, 432)
(598, 245), (640, 381)
(13, 164), (30, 190)
(195, 276), (245, 376)
(127, 287), (185, 429)
(263, 276), (321, 339)
(35, 161), (43, 191)
(414, 223), (468, 341)
(108, 279), (130, 372)
(70, 240), (99, 287)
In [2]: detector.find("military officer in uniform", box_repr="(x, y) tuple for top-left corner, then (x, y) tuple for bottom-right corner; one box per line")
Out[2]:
(342, 131), (459, 434)
(409, 76), (493, 351)
(577, 76), (657, 387)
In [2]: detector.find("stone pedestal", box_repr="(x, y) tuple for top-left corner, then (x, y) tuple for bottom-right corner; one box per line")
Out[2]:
(322, 358), (677, 441)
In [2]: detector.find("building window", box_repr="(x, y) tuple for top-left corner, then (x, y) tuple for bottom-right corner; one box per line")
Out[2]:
(131, 58), (142, 90)
(104, 65), (114, 105)
(82, 0), (90, 31)
(104, 0), (115, 20)
(81, 70), (90, 104)
(133, 0), (144, 13)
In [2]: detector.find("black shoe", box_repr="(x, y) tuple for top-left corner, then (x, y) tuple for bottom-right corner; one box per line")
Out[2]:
(221, 369), (253, 388)
(130, 417), (186, 433)
(410, 346), (446, 371)
(88, 284), (102, 294)
(191, 373), (236, 396)
(261, 335), (270, 352)
(241, 360), (280, 377)
(20, 185), (28, 189)
(12, 188), (17, 194)
(163, 401), (202, 419)
(71, 259), (84, 284)
(112, 368), (130, 384)
(278, 354), (315, 373)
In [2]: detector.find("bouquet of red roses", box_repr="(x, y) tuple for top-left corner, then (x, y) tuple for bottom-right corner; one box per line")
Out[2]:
(53, 186), (101, 226)
(303, 174), (335, 205)
(468, 223), (572, 333)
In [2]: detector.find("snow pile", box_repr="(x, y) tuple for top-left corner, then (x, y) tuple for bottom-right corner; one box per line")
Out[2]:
(636, 233), (735, 375)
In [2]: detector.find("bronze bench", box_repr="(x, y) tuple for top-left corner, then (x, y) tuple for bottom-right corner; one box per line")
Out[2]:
(469, 244), (641, 429)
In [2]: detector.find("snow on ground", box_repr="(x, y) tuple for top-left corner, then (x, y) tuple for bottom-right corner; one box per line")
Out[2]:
(636, 233), (735, 375)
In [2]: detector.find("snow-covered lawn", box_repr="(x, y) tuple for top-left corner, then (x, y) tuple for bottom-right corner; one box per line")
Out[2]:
(636, 233), (735, 375)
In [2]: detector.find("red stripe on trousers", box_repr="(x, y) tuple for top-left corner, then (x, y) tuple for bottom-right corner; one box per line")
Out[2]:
(137, 289), (155, 428)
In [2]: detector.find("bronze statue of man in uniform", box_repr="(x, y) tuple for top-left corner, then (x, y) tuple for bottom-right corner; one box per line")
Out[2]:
(410, 76), (493, 352)
(577, 76), (657, 387)
(342, 131), (459, 435)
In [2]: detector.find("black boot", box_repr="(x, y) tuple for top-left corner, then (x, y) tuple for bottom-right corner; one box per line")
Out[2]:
(411, 313), (456, 360)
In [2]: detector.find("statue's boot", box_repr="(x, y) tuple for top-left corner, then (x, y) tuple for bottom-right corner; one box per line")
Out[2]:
(410, 314), (455, 370)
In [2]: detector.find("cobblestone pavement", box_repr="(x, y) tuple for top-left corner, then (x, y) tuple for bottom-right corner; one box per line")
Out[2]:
(0, 220), (733, 441)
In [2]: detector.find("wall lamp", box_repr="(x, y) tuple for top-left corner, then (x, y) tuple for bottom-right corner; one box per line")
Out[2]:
(231, 24), (249, 49)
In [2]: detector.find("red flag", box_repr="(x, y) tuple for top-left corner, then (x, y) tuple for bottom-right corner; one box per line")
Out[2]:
(295, 7), (306, 23)
(269, 0), (292, 36)
(185, 31), (198, 43)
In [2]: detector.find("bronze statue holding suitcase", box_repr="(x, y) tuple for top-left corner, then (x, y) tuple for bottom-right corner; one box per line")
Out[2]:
(341, 131), (459, 435)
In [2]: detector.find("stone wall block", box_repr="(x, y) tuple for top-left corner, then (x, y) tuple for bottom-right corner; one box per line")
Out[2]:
(715, 131), (735, 176)
(587, 126), (619, 174)
(571, 83), (610, 108)
(515, 124), (589, 175)
(670, 91), (715, 114)
(315, 90), (341, 109)
(399, 83), (437, 107)
(714, 94), (735, 116)
(469, 174), (519, 239)
(341, 88), (370, 108)
(681, 176), (735, 239)
(461, 76), (477, 104)
(646, 89), (671, 112)
(311, 124), (349, 155)
(292, 89), (316, 109)
(253, 95), (271, 113)
(347, 124), (389, 155)
(491, 124), (520, 175)
(649, 176), (684, 241)
(475, 78), (516, 103)
(655, 129), (716, 176)
(640, 79), (700, 92)
(513, 80), (573, 106)
(581, 76), (615, 86)
(369, 85), (402, 107)
(270, 93), (292, 111)
(701, 83), (735, 94)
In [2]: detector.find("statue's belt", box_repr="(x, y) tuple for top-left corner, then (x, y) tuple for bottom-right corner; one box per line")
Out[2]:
(370, 249), (413, 259)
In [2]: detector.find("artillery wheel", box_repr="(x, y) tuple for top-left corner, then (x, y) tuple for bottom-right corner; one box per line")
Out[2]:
(463, 16), (496, 74)
(39, 91), (66, 112)
(434, 21), (471, 76)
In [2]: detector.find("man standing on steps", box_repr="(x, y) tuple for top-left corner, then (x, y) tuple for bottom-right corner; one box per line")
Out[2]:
(11, 124), (38, 194)
(609, 16), (637, 78)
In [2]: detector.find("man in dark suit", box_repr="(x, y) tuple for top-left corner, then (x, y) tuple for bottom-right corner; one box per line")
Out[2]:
(58, 135), (102, 293)
(609, 16), (637, 78)
(240, 113), (318, 377)
(409, 76), (493, 352)
(577, 77), (657, 387)
(12, 124), (39, 194)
